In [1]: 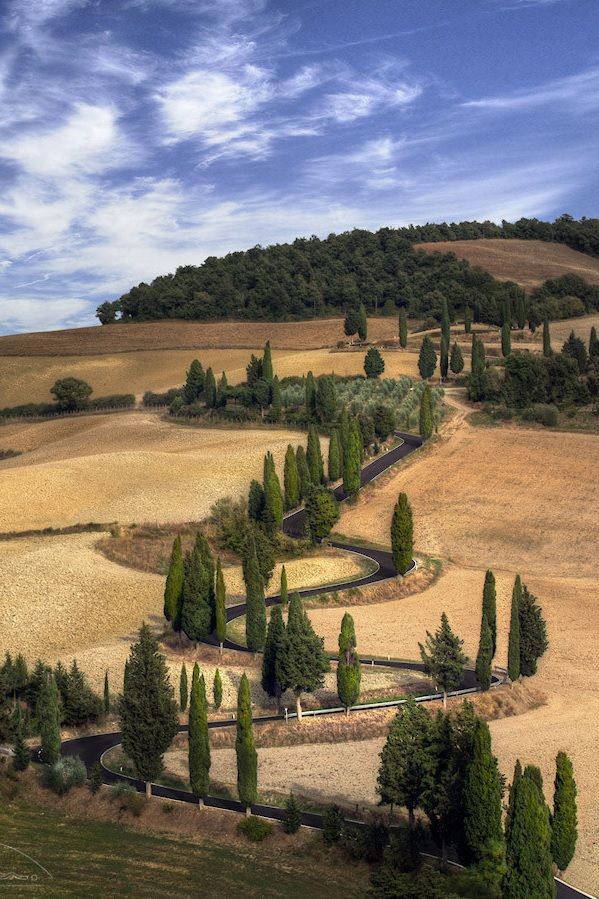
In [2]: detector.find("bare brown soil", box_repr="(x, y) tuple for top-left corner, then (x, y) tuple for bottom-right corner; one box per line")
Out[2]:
(417, 238), (599, 290)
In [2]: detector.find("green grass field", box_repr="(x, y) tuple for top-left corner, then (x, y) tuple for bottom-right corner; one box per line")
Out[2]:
(0, 799), (367, 898)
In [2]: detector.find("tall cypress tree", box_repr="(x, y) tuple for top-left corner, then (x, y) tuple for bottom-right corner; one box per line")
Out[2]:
(419, 384), (434, 438)
(543, 318), (552, 357)
(103, 669), (110, 715)
(344, 307), (360, 342)
(399, 308), (408, 348)
(463, 719), (504, 862)
(244, 541), (266, 652)
(179, 663), (188, 711)
(338, 405), (350, 462)
(12, 708), (30, 771)
(216, 371), (228, 408)
(316, 375), (337, 422)
(475, 615), (493, 691)
(328, 428), (341, 481)
(213, 669), (223, 709)
(357, 302), (368, 341)
(519, 584), (548, 676)
(262, 340), (274, 381)
(204, 367), (217, 408)
(306, 425), (324, 485)
(450, 341), (464, 374)
(419, 613), (467, 707)
(188, 664), (210, 807)
(38, 673), (61, 764)
(295, 445), (311, 500)
(464, 305), (472, 333)
(261, 606), (286, 711)
(280, 565), (288, 606)
(507, 575), (522, 682)
(278, 593), (330, 720)
(181, 538), (212, 643)
(504, 775), (554, 899)
(551, 751), (577, 874)
(236, 673), (257, 814)
(183, 359), (205, 404)
(482, 570), (497, 658)
(305, 371), (317, 419)
(418, 336), (437, 379)
(336, 612), (361, 712)
(506, 759), (523, 838)
(214, 557), (227, 654)
(391, 492), (414, 575)
(269, 374), (282, 421)
(343, 423), (361, 496)
(120, 624), (179, 797)
(248, 479), (265, 521)
(284, 444), (300, 509)
(377, 695), (431, 828)
(501, 321), (512, 357)
(263, 451), (283, 535)
(164, 536), (184, 628)
(440, 338), (449, 380)
(589, 325), (599, 358)
(441, 297), (451, 346)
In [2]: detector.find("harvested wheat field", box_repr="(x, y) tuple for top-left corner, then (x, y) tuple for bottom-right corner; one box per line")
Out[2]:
(0, 317), (401, 356)
(417, 238), (599, 290)
(0, 413), (309, 531)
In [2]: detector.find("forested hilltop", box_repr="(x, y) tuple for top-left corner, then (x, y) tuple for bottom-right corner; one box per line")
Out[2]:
(97, 214), (599, 327)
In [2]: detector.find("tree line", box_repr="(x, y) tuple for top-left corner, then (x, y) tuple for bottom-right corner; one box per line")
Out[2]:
(96, 214), (599, 327)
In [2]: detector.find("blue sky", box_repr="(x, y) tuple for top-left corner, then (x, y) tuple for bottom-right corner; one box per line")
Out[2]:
(0, 0), (597, 333)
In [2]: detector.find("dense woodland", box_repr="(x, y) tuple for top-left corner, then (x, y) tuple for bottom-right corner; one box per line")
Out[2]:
(97, 214), (599, 326)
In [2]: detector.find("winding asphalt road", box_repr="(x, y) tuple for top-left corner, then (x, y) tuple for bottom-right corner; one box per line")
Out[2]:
(57, 431), (589, 898)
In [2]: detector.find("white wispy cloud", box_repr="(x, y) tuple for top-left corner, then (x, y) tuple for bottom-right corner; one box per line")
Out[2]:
(463, 67), (599, 112)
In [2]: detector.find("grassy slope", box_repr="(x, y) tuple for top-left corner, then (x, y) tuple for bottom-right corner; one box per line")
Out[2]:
(0, 799), (365, 899)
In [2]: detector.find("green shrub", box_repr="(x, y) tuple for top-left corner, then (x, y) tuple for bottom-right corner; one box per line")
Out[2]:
(282, 792), (303, 834)
(322, 804), (345, 844)
(41, 756), (86, 795)
(109, 781), (146, 816)
(237, 816), (274, 842)
(89, 763), (103, 794)
(522, 403), (558, 427)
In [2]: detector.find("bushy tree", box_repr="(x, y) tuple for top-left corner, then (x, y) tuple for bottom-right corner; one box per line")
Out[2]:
(504, 775), (554, 899)
(418, 336), (437, 379)
(391, 492), (414, 575)
(179, 663), (188, 712)
(419, 384), (434, 439)
(12, 710), (30, 772)
(482, 570), (497, 657)
(305, 486), (339, 543)
(551, 751), (577, 874)
(215, 557), (227, 652)
(50, 377), (92, 410)
(216, 371), (229, 408)
(183, 359), (204, 404)
(469, 335), (491, 402)
(306, 425), (324, 485)
(188, 664), (210, 806)
(328, 428), (341, 481)
(244, 540), (266, 652)
(278, 593), (330, 720)
(120, 624), (179, 796)
(236, 673), (257, 812)
(503, 352), (546, 408)
(519, 584), (548, 676)
(377, 696), (431, 828)
(336, 612), (361, 712)
(463, 719), (504, 862)
(283, 792), (303, 833)
(450, 341), (464, 374)
(344, 307), (360, 342)
(284, 444), (300, 509)
(507, 576), (522, 682)
(316, 375), (337, 422)
(56, 660), (102, 726)
(562, 330), (588, 373)
(364, 347), (385, 379)
(399, 308), (408, 348)
(181, 536), (213, 643)
(373, 404), (396, 441)
(248, 479), (265, 522)
(419, 613), (466, 707)
(261, 605), (286, 711)
(164, 536), (184, 628)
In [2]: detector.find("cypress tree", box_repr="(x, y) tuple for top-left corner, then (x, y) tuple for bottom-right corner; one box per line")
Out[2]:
(284, 444), (300, 509)
(214, 557), (227, 653)
(519, 584), (548, 676)
(440, 338), (449, 380)
(164, 535), (184, 628)
(506, 759), (523, 838)
(463, 719), (504, 862)
(482, 570), (497, 657)
(338, 405), (350, 461)
(377, 695), (431, 828)
(543, 318), (552, 357)
(262, 340), (274, 381)
(204, 367), (217, 408)
(501, 321), (512, 357)
(261, 606), (286, 712)
(419, 384), (434, 439)
(181, 537), (212, 643)
(269, 375), (282, 421)
(316, 375), (337, 423)
(283, 792), (303, 833)
(336, 612), (361, 712)
(305, 371), (317, 419)
(418, 336), (437, 379)
(216, 372), (228, 408)
(399, 307), (408, 348)
(213, 669), (223, 709)
(12, 709), (30, 771)
(263, 451), (284, 535)
(103, 669), (110, 715)
(120, 623), (179, 796)
(236, 673), (257, 813)
(464, 305), (472, 333)
(183, 359), (205, 404)
(516, 296), (527, 330)
(38, 673), (61, 764)
(295, 445), (311, 500)
(351, 417), (364, 463)
(278, 593), (330, 721)
(441, 297), (451, 346)
(342, 422), (361, 496)
(475, 615), (493, 691)
(280, 565), (288, 606)
(188, 664), (210, 807)
(504, 775), (554, 899)
(179, 663), (188, 711)
(248, 479), (265, 522)
(419, 613), (467, 707)
(589, 325), (599, 358)
(244, 541), (266, 652)
(343, 306), (360, 342)
(357, 302), (368, 341)
(391, 492), (414, 575)
(364, 346), (385, 379)
(450, 341), (464, 374)
(306, 425), (324, 485)
(551, 751), (577, 874)
(328, 428), (341, 481)
(420, 708), (461, 865)
(507, 575), (522, 682)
